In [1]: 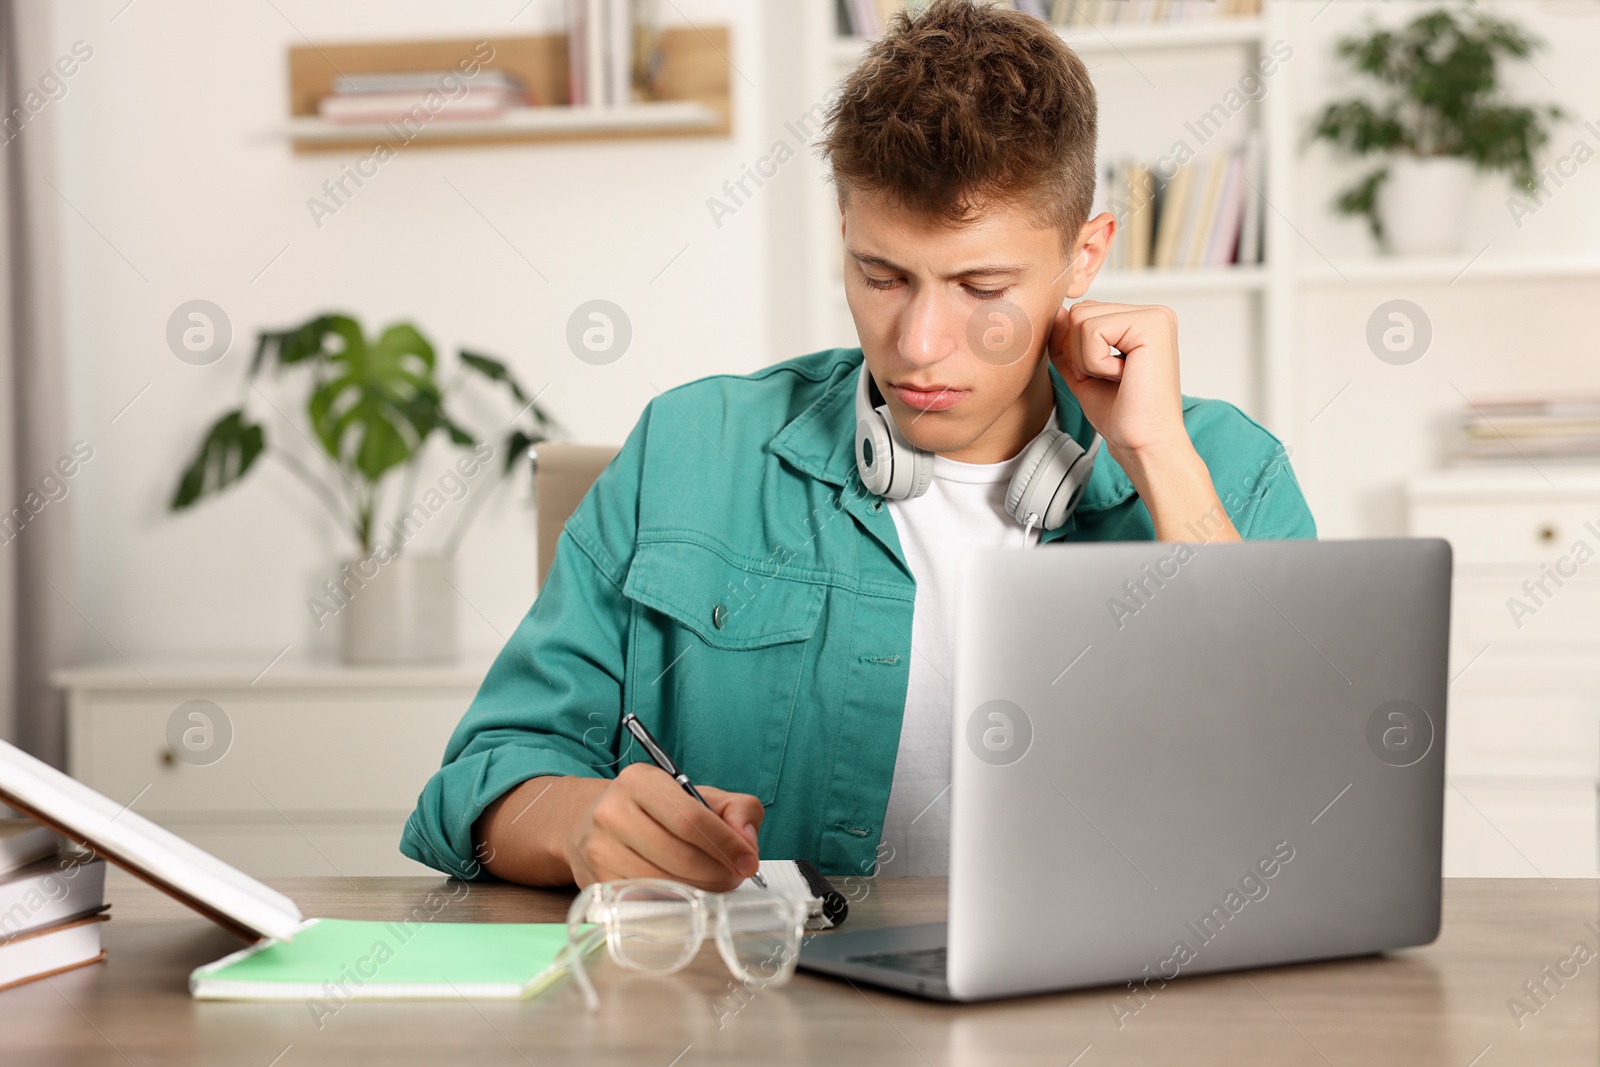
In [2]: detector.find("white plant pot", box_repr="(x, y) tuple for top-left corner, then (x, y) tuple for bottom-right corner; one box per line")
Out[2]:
(1378, 156), (1477, 257)
(340, 552), (457, 665)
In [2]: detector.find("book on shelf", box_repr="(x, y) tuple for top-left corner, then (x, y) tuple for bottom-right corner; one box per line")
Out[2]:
(319, 88), (525, 124)
(1100, 130), (1262, 274)
(568, 0), (655, 106)
(1150, 163), (1192, 269)
(318, 68), (530, 124)
(1455, 396), (1600, 463)
(1127, 163), (1155, 270)
(585, 0), (606, 106)
(332, 71), (526, 95)
(1183, 153), (1228, 268)
(1204, 153), (1245, 267)
(607, 0), (633, 107)
(1236, 128), (1264, 266)
(839, 0), (1260, 37)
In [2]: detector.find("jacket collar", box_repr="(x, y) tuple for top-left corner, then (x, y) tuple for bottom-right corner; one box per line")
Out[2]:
(770, 350), (1135, 515)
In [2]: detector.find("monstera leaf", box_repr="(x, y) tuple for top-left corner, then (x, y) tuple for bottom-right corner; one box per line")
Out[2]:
(304, 320), (439, 484)
(170, 409), (266, 509)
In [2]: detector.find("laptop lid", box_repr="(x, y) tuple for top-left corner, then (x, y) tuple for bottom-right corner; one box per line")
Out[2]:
(947, 538), (1450, 1001)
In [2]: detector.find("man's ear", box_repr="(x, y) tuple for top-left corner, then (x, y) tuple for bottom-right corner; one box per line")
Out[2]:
(1064, 212), (1116, 300)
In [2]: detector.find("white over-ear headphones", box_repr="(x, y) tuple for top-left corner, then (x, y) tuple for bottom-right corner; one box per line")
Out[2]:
(853, 363), (1102, 535)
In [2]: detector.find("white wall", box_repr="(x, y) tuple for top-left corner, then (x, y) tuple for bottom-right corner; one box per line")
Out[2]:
(39, 0), (780, 667)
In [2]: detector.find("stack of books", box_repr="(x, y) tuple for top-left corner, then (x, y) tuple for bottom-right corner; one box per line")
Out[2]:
(1456, 397), (1600, 463)
(567, 0), (656, 107)
(318, 70), (529, 124)
(0, 818), (109, 991)
(1093, 131), (1264, 272)
(839, 0), (1261, 37)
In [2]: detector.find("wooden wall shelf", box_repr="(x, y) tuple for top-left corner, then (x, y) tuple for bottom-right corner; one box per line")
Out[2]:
(285, 29), (731, 153)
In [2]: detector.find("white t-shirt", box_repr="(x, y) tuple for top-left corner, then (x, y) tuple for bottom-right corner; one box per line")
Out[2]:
(878, 409), (1054, 876)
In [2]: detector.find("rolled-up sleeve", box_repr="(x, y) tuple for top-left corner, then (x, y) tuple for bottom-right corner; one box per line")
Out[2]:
(400, 413), (649, 879)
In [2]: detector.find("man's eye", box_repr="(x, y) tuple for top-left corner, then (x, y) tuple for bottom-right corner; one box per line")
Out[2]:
(863, 274), (899, 291)
(966, 285), (1010, 300)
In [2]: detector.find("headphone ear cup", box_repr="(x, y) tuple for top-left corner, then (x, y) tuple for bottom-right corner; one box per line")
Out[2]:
(856, 411), (895, 497)
(855, 363), (933, 500)
(906, 444), (934, 499)
(1004, 430), (1062, 524)
(1006, 429), (1094, 531)
(1046, 464), (1092, 529)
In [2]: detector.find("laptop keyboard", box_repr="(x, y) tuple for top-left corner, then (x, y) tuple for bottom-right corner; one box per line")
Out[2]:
(845, 946), (947, 977)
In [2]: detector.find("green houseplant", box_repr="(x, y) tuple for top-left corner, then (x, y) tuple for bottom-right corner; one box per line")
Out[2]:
(1307, 5), (1565, 254)
(170, 313), (556, 663)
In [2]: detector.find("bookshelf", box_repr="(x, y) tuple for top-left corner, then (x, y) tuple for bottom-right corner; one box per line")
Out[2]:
(281, 29), (732, 152)
(780, 1), (1600, 437)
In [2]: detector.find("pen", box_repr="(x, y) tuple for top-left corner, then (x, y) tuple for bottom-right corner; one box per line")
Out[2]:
(619, 712), (767, 889)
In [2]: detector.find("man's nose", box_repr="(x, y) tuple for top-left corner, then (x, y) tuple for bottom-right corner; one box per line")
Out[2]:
(897, 287), (960, 369)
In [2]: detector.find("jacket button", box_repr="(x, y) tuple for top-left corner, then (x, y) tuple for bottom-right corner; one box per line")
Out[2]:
(712, 603), (728, 629)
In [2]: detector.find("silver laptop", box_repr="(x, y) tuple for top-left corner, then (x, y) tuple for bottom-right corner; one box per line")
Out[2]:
(799, 538), (1451, 1001)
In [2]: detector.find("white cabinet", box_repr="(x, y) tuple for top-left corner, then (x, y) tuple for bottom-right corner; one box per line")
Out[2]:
(1408, 468), (1600, 877)
(54, 661), (487, 877)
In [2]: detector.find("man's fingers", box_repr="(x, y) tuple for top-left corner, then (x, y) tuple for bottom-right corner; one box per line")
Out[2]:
(1074, 312), (1133, 381)
(588, 833), (734, 890)
(610, 801), (748, 890)
(699, 785), (765, 849)
(1052, 306), (1119, 384)
(631, 771), (759, 879)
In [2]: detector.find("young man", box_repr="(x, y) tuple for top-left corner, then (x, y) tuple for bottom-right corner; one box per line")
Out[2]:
(401, 0), (1314, 890)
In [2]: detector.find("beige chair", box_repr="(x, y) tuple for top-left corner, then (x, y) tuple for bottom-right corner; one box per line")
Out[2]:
(533, 443), (621, 587)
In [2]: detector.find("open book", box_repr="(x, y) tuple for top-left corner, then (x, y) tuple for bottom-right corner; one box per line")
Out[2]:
(0, 739), (302, 943)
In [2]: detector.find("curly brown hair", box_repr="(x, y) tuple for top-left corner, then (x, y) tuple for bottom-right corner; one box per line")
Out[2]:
(820, 0), (1098, 249)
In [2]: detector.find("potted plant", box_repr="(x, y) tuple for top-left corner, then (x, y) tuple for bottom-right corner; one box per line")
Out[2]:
(169, 313), (556, 664)
(1307, 5), (1565, 256)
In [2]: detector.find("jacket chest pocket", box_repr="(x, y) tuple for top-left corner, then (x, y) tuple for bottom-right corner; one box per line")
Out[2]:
(622, 539), (825, 805)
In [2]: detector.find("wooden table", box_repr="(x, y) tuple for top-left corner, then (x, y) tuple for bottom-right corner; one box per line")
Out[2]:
(4, 872), (1597, 1066)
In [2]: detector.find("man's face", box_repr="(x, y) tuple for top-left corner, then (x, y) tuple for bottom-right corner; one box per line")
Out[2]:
(841, 187), (1098, 461)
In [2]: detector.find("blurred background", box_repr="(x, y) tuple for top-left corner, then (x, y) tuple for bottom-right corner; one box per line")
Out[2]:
(2, 0), (1597, 879)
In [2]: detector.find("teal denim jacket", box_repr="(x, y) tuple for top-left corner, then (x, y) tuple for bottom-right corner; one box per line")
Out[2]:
(401, 348), (1315, 879)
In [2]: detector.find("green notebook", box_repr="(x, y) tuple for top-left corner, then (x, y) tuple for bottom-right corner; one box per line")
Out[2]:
(189, 918), (589, 1001)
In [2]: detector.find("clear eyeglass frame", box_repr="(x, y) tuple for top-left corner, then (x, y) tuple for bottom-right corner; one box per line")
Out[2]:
(562, 878), (809, 1011)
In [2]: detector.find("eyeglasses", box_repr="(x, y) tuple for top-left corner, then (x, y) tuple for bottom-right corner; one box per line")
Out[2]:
(562, 879), (809, 1010)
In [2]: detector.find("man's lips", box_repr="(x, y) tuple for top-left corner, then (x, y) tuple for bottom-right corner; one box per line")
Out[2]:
(889, 384), (969, 412)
